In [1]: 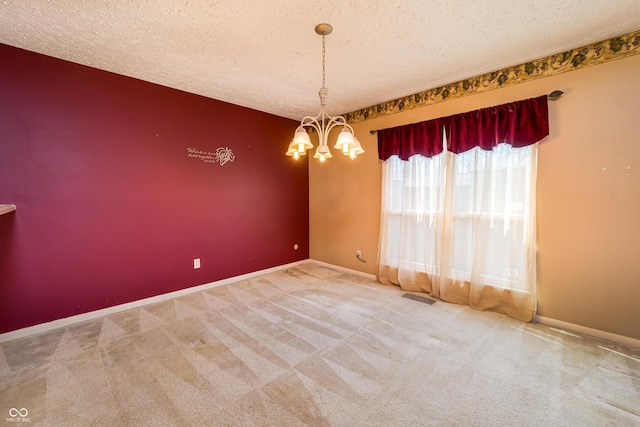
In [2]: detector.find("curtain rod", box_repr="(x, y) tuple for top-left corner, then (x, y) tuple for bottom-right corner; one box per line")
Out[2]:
(369, 90), (563, 134)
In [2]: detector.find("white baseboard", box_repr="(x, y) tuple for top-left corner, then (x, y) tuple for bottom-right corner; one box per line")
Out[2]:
(4, 260), (637, 351)
(534, 315), (640, 349)
(310, 261), (640, 349)
(0, 260), (307, 343)
(309, 259), (377, 281)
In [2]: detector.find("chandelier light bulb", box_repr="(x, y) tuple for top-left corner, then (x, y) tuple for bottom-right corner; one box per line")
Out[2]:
(349, 137), (365, 159)
(313, 144), (333, 163)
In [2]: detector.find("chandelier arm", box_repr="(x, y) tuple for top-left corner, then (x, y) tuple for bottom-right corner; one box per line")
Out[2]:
(298, 117), (321, 129)
(298, 117), (328, 148)
(298, 117), (322, 134)
(324, 116), (354, 135)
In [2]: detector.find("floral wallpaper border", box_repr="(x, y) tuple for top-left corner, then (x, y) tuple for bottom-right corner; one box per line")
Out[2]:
(345, 29), (640, 124)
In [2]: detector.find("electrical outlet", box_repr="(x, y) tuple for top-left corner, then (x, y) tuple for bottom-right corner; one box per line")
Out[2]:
(194, 258), (201, 269)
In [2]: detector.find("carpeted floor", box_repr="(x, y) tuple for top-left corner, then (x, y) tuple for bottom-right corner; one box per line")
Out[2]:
(1, 262), (639, 426)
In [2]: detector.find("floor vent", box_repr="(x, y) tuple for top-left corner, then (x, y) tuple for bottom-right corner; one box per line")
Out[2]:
(403, 293), (436, 305)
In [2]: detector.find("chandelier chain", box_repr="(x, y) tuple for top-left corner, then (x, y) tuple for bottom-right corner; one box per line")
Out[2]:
(321, 34), (326, 88)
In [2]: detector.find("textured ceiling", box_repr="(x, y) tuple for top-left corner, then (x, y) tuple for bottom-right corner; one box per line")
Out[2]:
(1, 1), (639, 120)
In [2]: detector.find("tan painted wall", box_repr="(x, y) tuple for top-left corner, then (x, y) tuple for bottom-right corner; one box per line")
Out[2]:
(309, 53), (640, 340)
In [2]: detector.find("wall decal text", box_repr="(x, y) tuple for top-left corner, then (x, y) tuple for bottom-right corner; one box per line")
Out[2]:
(187, 147), (235, 166)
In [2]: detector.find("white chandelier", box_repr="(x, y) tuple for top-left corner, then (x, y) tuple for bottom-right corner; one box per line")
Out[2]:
(286, 23), (364, 163)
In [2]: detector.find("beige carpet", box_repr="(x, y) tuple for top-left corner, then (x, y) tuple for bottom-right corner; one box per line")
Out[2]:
(1, 262), (639, 426)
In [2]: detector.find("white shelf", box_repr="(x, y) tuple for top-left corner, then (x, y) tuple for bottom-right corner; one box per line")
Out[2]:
(0, 204), (16, 215)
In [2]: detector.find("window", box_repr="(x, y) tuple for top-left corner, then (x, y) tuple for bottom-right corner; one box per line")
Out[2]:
(377, 96), (548, 321)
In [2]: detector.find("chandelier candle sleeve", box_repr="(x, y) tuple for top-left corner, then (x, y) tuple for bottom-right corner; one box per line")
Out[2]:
(285, 23), (363, 163)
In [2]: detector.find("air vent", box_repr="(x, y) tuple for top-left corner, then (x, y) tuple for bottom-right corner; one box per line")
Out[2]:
(403, 293), (435, 305)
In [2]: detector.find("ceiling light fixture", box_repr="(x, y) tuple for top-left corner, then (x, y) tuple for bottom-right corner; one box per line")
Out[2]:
(286, 23), (363, 163)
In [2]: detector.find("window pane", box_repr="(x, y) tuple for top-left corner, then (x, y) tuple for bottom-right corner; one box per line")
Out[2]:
(382, 144), (534, 290)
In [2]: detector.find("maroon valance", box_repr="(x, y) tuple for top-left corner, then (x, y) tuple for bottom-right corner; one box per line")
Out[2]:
(378, 95), (549, 161)
(377, 118), (446, 161)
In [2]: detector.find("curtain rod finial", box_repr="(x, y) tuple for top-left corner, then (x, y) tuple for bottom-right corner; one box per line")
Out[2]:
(548, 90), (564, 100)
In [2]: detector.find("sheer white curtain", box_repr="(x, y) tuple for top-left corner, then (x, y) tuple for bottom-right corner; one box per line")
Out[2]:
(378, 142), (538, 321)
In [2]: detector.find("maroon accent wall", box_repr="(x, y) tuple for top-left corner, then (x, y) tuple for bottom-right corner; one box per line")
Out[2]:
(0, 44), (309, 334)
